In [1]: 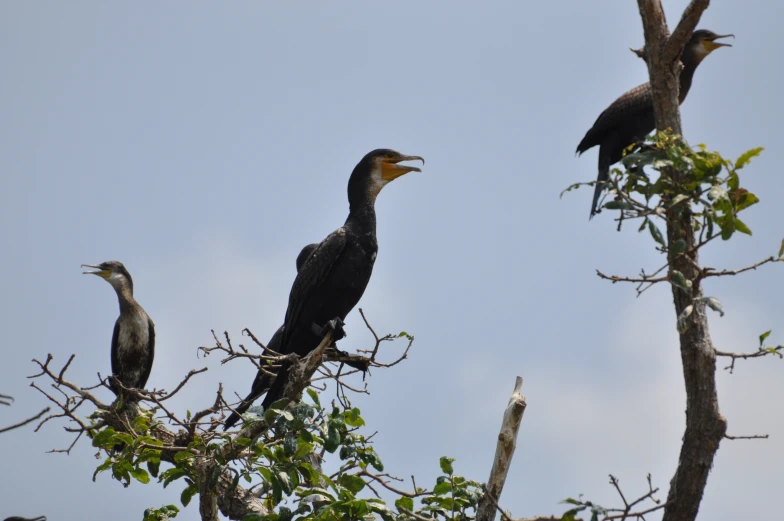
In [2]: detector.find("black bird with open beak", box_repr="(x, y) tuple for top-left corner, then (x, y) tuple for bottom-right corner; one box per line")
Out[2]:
(577, 30), (733, 217)
(82, 261), (155, 399)
(256, 149), (424, 413)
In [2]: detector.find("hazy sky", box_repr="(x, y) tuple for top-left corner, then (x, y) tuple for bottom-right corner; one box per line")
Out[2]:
(2, 2), (783, 520)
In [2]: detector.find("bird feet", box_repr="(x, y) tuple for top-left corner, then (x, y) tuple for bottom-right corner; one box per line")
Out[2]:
(311, 317), (346, 342)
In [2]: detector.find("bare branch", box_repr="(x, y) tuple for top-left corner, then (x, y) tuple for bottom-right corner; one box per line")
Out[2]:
(477, 376), (527, 521)
(724, 433), (769, 441)
(702, 257), (780, 278)
(663, 0), (711, 64)
(0, 406), (51, 434)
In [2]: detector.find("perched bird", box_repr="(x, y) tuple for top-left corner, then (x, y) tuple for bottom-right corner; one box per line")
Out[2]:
(260, 149), (424, 411)
(222, 242), (318, 430)
(82, 261), (155, 399)
(576, 29), (733, 217)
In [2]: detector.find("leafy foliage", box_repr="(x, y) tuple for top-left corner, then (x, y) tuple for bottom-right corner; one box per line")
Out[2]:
(598, 132), (763, 243)
(89, 391), (484, 520)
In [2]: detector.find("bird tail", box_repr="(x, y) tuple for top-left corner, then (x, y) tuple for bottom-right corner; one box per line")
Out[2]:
(260, 364), (290, 411)
(590, 151), (612, 218)
(223, 376), (273, 430)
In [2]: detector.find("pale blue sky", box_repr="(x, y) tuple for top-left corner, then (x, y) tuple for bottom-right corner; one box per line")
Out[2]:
(2, 2), (783, 520)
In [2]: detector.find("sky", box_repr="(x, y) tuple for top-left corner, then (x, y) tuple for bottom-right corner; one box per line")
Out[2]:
(1, 1), (783, 520)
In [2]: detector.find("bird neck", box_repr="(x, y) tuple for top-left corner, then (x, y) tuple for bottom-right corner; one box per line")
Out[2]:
(112, 284), (138, 314)
(678, 51), (704, 104)
(345, 202), (377, 237)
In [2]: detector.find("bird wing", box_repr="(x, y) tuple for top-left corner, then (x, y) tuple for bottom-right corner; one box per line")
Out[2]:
(138, 317), (155, 390)
(281, 228), (348, 351)
(110, 320), (121, 394)
(577, 83), (653, 154)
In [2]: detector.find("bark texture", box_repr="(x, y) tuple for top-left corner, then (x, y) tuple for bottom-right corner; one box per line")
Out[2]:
(635, 2), (728, 520)
(476, 376), (527, 521)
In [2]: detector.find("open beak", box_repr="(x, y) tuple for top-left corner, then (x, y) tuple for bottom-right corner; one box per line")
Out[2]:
(705, 33), (734, 50)
(381, 154), (425, 181)
(81, 264), (111, 279)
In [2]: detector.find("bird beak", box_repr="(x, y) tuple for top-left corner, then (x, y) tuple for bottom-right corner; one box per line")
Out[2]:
(381, 154), (425, 181)
(705, 33), (734, 50)
(81, 264), (111, 279)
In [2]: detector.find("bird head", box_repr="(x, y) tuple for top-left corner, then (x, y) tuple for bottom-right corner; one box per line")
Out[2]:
(688, 29), (734, 63)
(82, 261), (134, 294)
(349, 149), (425, 207)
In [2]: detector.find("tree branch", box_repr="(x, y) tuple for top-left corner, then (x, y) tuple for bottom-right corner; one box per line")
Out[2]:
(0, 406), (51, 434)
(476, 376), (527, 521)
(634, 2), (728, 521)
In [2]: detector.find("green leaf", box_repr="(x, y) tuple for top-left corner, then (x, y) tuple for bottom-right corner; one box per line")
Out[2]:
(345, 408), (365, 427)
(671, 239), (687, 254)
(677, 305), (694, 333)
(339, 474), (367, 494)
(147, 460), (160, 479)
(162, 468), (188, 488)
(180, 485), (197, 507)
(562, 508), (585, 521)
(670, 270), (692, 294)
(701, 297), (725, 317)
(560, 498), (583, 506)
(734, 218), (752, 236)
(306, 388), (321, 407)
(778, 239), (784, 259)
(727, 171), (739, 191)
(439, 456), (455, 475)
(433, 481), (452, 496)
(720, 216), (736, 240)
(325, 423), (341, 453)
(760, 330), (772, 347)
(113, 433), (134, 446)
(735, 147), (764, 170)
(294, 442), (314, 460)
(92, 427), (116, 448)
(241, 516), (263, 521)
(395, 497), (414, 512)
(648, 221), (665, 246)
(130, 467), (150, 484)
(173, 450), (193, 463)
(235, 437), (252, 447)
(603, 200), (631, 210)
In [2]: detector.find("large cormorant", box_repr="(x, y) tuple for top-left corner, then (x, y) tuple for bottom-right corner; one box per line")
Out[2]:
(222, 242), (318, 430)
(82, 261), (155, 398)
(260, 149), (424, 411)
(577, 29), (733, 217)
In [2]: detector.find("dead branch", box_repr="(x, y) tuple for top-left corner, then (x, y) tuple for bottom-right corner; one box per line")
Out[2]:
(0, 406), (51, 434)
(725, 433), (769, 441)
(476, 376), (527, 521)
(702, 256), (780, 278)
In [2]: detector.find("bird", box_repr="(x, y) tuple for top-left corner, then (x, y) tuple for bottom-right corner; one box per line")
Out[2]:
(82, 261), (155, 399)
(259, 149), (424, 411)
(576, 29), (733, 217)
(222, 242), (319, 430)
(4, 516), (47, 521)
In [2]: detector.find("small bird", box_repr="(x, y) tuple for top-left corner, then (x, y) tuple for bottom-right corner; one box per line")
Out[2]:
(222, 242), (318, 430)
(82, 261), (155, 399)
(260, 149), (424, 411)
(577, 29), (733, 217)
